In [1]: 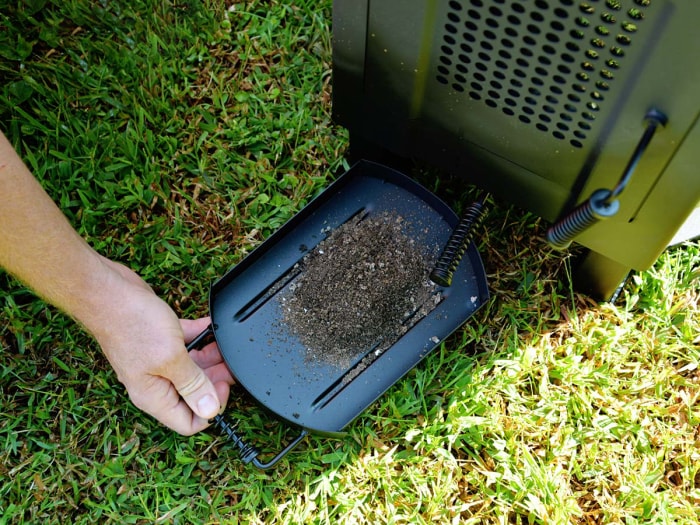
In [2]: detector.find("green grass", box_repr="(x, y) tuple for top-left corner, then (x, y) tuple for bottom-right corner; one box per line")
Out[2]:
(1, 1), (699, 523)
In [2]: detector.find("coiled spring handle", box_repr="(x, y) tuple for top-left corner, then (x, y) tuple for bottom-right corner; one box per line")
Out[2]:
(187, 325), (308, 470)
(546, 109), (668, 250)
(430, 196), (487, 287)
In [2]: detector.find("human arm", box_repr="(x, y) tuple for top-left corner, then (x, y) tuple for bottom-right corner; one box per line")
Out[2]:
(0, 130), (233, 435)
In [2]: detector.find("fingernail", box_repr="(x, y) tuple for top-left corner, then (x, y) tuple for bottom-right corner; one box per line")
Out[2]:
(197, 394), (219, 418)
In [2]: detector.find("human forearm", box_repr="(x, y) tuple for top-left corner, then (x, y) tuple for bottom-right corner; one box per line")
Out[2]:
(0, 130), (233, 434)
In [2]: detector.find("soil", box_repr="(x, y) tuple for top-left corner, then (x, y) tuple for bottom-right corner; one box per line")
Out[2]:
(280, 210), (440, 370)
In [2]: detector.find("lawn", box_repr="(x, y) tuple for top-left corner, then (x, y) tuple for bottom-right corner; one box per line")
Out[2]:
(1, 1), (699, 523)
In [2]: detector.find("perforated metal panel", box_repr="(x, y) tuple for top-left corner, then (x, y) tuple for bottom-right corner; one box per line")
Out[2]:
(435, 0), (653, 149)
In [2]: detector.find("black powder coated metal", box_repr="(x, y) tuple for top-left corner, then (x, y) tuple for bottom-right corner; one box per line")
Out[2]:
(207, 160), (488, 436)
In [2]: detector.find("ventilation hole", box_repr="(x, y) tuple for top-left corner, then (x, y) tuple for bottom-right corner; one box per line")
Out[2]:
(507, 88), (520, 97)
(519, 115), (532, 124)
(495, 60), (508, 69)
(628, 8), (645, 20)
(525, 96), (537, 105)
(558, 64), (572, 74)
(499, 49), (512, 59)
(576, 72), (590, 82)
(553, 130), (566, 139)
(550, 85), (563, 95)
(456, 63), (468, 73)
(437, 65), (450, 75)
(527, 24), (542, 35)
(475, 62), (487, 72)
(489, 6), (503, 16)
(581, 61), (595, 71)
(574, 129), (586, 138)
(481, 40), (494, 51)
(539, 55), (552, 65)
(445, 23), (458, 34)
(501, 38), (515, 48)
(523, 106), (535, 115)
(546, 95), (558, 104)
(532, 77), (544, 86)
(610, 46), (625, 56)
(505, 27), (518, 38)
(621, 21), (638, 33)
(568, 93), (582, 103)
(455, 73), (467, 83)
(440, 56), (453, 65)
(453, 83), (465, 92)
(530, 12), (545, 23)
(503, 107), (515, 116)
(566, 41), (580, 52)
(576, 17), (590, 28)
(561, 52), (575, 63)
(596, 25), (610, 36)
(467, 9), (481, 19)
(529, 87), (541, 96)
(441, 45), (454, 55)
(488, 90), (501, 99)
(535, 0), (549, 10)
(557, 122), (569, 131)
(606, 0), (622, 10)
(591, 91), (604, 100)
(511, 78), (523, 87)
(505, 97), (517, 106)
(448, 12), (461, 23)
(543, 105), (556, 114)
(571, 139), (583, 148)
(470, 81), (483, 91)
(554, 8), (568, 19)
(551, 21), (565, 31)
(458, 53), (471, 64)
(535, 66), (548, 76)
(543, 44), (557, 55)
(616, 34), (632, 45)
(484, 29), (497, 39)
(449, 0), (463, 10)
(507, 14), (521, 25)
(523, 35), (536, 46)
(474, 71), (486, 81)
(573, 83), (587, 93)
(489, 80), (503, 89)
(516, 57), (529, 67)
(586, 49), (600, 59)
(444, 35), (456, 44)
(485, 99), (498, 108)
(463, 32), (476, 42)
(591, 38), (606, 48)
(571, 29), (585, 39)
(564, 103), (577, 112)
(469, 91), (481, 100)
(560, 112), (573, 121)
(512, 3), (526, 14)
(580, 4), (595, 15)
(553, 74), (566, 84)
(470, 0), (483, 6)
(587, 101), (600, 111)
(514, 68), (526, 78)
(600, 69), (614, 79)
(582, 111), (596, 121)
(536, 123), (548, 132)
(601, 12), (616, 24)
(579, 121), (592, 130)
(478, 52), (491, 61)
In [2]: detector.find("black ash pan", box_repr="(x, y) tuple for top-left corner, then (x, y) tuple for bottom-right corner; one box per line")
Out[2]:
(188, 160), (488, 467)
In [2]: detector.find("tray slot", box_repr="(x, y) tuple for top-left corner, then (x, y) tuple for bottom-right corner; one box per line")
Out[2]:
(234, 265), (303, 322)
(310, 290), (445, 411)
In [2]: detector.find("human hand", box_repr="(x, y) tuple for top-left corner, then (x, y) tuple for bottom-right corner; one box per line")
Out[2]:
(91, 260), (234, 435)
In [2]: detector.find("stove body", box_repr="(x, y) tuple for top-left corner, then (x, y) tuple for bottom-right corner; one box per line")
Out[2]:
(332, 0), (700, 299)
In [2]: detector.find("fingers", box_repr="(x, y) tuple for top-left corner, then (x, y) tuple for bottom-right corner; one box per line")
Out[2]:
(180, 317), (212, 343)
(167, 350), (222, 420)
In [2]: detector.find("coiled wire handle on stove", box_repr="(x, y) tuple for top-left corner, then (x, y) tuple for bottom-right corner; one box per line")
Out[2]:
(546, 109), (668, 250)
(186, 325), (308, 470)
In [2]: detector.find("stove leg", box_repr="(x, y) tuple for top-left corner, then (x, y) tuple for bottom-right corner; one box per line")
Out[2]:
(573, 249), (632, 302)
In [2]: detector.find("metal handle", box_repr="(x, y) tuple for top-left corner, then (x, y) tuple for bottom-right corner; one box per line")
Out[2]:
(186, 326), (308, 469)
(547, 109), (668, 249)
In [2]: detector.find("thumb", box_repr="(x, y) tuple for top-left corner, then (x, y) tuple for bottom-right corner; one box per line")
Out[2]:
(170, 353), (222, 419)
